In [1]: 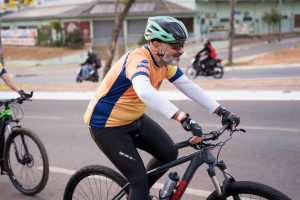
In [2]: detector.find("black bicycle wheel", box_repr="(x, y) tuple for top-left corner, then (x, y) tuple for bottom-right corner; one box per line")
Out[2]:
(207, 181), (291, 200)
(63, 165), (128, 200)
(4, 128), (49, 195)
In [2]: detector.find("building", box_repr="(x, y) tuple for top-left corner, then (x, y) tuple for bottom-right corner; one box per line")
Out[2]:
(168, 0), (300, 39)
(0, 0), (196, 48)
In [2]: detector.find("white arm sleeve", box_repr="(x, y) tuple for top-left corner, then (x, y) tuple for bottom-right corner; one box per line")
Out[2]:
(172, 75), (220, 113)
(132, 75), (179, 119)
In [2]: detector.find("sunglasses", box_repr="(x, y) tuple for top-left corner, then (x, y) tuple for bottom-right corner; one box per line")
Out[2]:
(168, 42), (185, 51)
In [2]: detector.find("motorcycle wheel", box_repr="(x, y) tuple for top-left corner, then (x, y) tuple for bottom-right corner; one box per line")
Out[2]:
(185, 65), (197, 80)
(76, 77), (82, 83)
(213, 64), (224, 79)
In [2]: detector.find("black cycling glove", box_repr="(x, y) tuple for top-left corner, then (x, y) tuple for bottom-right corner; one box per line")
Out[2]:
(18, 90), (31, 99)
(180, 115), (203, 137)
(218, 106), (240, 126)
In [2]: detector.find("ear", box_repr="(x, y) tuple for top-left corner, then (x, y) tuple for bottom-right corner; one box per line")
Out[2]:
(151, 41), (160, 51)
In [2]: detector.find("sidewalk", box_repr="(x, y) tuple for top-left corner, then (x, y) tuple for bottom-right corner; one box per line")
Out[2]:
(1, 90), (300, 101)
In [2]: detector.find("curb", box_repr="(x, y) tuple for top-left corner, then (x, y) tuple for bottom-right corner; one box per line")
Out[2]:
(1, 90), (300, 101)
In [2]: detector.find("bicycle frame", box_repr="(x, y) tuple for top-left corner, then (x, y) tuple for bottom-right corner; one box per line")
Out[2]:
(112, 143), (232, 200)
(0, 104), (25, 171)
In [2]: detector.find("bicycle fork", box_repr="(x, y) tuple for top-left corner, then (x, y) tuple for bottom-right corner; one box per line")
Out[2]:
(7, 124), (33, 166)
(171, 149), (233, 200)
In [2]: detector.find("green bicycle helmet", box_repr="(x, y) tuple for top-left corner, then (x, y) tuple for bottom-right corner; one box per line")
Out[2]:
(144, 16), (188, 43)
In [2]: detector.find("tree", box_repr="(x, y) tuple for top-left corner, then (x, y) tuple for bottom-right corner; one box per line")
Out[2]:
(65, 29), (84, 49)
(103, 0), (136, 78)
(1, 0), (34, 64)
(228, 0), (236, 66)
(50, 20), (63, 47)
(262, 9), (281, 37)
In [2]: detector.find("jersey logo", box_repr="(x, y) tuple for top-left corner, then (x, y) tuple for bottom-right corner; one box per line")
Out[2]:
(141, 60), (149, 64)
(136, 60), (150, 71)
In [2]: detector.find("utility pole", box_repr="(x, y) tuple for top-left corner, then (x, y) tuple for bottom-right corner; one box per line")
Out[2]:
(228, 0), (236, 65)
(278, 0), (282, 41)
(0, 12), (4, 65)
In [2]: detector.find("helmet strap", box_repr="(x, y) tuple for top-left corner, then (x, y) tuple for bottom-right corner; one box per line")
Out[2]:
(156, 44), (168, 57)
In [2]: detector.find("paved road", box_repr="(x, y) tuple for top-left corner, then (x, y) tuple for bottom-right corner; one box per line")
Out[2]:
(8, 64), (300, 85)
(180, 37), (300, 67)
(0, 100), (299, 200)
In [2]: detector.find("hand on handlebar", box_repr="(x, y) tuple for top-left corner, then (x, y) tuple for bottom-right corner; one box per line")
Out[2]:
(218, 106), (240, 127)
(180, 115), (203, 137)
(18, 90), (33, 99)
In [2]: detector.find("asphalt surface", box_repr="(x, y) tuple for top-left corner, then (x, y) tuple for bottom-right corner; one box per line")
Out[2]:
(0, 37), (299, 200)
(0, 100), (299, 200)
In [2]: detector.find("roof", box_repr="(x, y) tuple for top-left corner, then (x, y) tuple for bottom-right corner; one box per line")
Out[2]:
(1, 0), (196, 22)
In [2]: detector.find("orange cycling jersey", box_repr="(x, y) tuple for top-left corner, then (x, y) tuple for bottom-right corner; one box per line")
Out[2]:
(84, 45), (183, 128)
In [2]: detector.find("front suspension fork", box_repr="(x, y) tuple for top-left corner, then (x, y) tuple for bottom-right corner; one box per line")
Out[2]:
(207, 160), (235, 196)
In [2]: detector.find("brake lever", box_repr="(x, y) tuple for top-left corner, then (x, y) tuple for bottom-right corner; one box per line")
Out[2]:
(230, 127), (246, 136)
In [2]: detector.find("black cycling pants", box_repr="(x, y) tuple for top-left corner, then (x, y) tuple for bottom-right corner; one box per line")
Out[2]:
(90, 114), (178, 200)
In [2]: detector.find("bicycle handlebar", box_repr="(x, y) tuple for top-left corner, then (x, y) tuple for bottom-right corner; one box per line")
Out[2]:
(175, 124), (231, 149)
(0, 91), (33, 106)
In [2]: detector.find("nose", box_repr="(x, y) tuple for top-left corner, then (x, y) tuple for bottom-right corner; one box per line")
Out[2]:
(177, 47), (184, 55)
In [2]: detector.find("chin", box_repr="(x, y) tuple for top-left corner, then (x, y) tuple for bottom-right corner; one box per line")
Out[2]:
(170, 58), (180, 65)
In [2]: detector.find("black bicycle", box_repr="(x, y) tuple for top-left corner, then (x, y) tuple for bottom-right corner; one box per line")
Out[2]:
(63, 124), (291, 200)
(0, 93), (49, 195)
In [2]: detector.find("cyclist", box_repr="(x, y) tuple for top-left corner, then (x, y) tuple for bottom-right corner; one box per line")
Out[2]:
(0, 62), (30, 174)
(84, 16), (240, 200)
(194, 39), (217, 72)
(0, 63), (30, 98)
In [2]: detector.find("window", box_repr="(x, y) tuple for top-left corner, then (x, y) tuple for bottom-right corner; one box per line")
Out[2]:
(220, 18), (229, 23)
(243, 17), (252, 21)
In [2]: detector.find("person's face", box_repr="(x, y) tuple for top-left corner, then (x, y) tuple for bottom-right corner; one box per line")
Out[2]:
(162, 41), (185, 65)
(153, 41), (185, 66)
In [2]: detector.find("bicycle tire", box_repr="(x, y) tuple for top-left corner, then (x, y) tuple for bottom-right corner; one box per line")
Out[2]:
(63, 165), (128, 200)
(4, 128), (49, 195)
(207, 181), (291, 200)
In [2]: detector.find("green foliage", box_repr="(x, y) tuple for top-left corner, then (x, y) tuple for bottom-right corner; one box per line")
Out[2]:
(50, 20), (62, 32)
(65, 29), (84, 49)
(50, 20), (63, 47)
(37, 26), (53, 46)
(262, 9), (281, 34)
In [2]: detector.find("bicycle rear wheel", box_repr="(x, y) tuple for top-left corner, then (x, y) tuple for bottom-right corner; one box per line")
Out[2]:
(4, 128), (49, 195)
(63, 165), (128, 200)
(207, 181), (291, 200)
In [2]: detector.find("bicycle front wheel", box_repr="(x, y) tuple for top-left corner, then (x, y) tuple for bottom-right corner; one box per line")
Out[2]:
(4, 128), (49, 195)
(63, 165), (128, 200)
(207, 181), (291, 200)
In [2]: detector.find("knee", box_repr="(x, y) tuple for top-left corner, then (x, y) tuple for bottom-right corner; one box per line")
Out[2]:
(163, 147), (178, 162)
(170, 148), (178, 160)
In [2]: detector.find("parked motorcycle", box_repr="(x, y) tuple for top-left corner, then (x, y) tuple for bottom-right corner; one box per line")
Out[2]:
(76, 66), (99, 83)
(185, 55), (224, 79)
